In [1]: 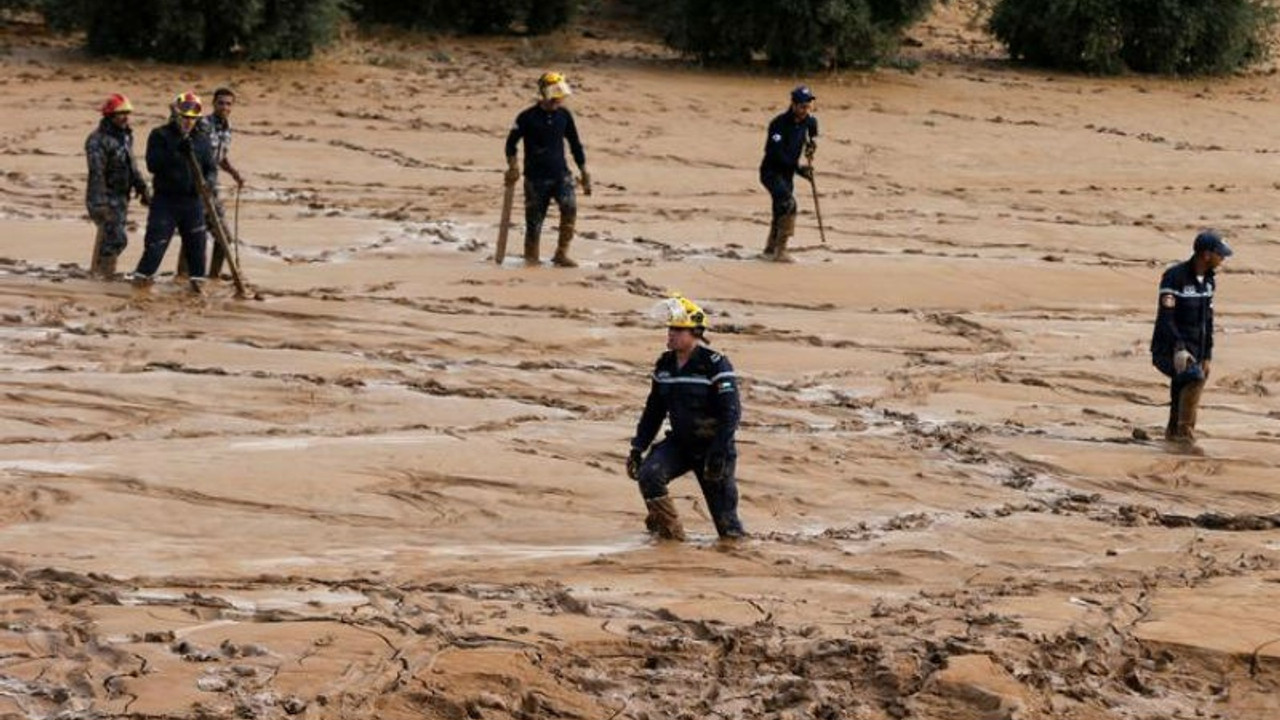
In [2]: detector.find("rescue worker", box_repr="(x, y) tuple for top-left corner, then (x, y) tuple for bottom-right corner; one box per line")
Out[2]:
(133, 91), (217, 290)
(85, 93), (150, 278)
(626, 295), (744, 540)
(181, 87), (245, 278)
(1151, 230), (1233, 447)
(504, 71), (591, 268)
(759, 85), (818, 262)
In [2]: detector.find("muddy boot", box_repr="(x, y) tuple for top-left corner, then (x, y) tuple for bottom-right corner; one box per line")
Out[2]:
(1176, 380), (1205, 442)
(176, 252), (189, 279)
(523, 231), (540, 267)
(644, 496), (686, 541)
(100, 254), (118, 279)
(209, 241), (226, 280)
(773, 212), (796, 263)
(90, 253), (109, 279)
(761, 218), (781, 260)
(552, 216), (578, 268)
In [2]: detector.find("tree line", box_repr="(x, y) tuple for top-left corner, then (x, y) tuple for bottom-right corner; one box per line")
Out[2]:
(0, 0), (1274, 75)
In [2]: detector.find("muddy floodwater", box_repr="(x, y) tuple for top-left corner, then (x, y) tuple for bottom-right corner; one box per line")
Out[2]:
(1, 4), (1279, 719)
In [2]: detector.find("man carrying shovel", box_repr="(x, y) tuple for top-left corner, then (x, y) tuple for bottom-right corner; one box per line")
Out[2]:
(759, 85), (819, 262)
(503, 71), (591, 268)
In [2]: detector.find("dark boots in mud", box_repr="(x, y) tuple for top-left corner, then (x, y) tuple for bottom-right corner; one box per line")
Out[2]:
(644, 496), (685, 541)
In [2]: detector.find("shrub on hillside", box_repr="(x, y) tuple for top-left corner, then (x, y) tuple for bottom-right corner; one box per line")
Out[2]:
(989, 0), (1277, 75)
(644, 0), (935, 69)
(353, 0), (577, 35)
(39, 0), (345, 61)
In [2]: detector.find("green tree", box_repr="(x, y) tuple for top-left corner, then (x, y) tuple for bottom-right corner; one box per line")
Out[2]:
(352, 0), (577, 34)
(645, 0), (936, 69)
(39, 0), (346, 61)
(989, 0), (1276, 75)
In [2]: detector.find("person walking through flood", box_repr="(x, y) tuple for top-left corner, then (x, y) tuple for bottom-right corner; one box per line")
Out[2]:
(504, 71), (591, 268)
(626, 294), (745, 541)
(85, 93), (150, 279)
(759, 85), (818, 262)
(179, 87), (245, 279)
(132, 92), (217, 291)
(1151, 230), (1233, 449)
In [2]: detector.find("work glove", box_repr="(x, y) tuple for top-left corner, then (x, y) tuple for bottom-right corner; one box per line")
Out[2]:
(703, 452), (728, 484)
(504, 156), (520, 186)
(177, 136), (193, 154)
(626, 448), (643, 481)
(581, 169), (592, 196)
(797, 165), (814, 181)
(231, 170), (245, 188)
(1173, 349), (1195, 374)
(804, 139), (817, 160)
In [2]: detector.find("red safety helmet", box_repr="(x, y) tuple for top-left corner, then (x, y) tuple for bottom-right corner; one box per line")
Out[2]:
(101, 93), (133, 116)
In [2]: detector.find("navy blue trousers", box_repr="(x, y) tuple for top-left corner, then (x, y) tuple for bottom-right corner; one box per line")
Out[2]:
(637, 438), (744, 538)
(760, 169), (796, 219)
(523, 173), (576, 239)
(135, 194), (207, 279)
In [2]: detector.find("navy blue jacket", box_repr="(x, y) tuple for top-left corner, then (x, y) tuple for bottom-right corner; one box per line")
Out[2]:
(146, 120), (217, 199)
(1151, 259), (1217, 361)
(631, 345), (740, 457)
(760, 110), (818, 176)
(505, 105), (585, 181)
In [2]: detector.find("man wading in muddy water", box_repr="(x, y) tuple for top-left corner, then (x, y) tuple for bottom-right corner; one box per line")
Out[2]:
(627, 295), (744, 541)
(85, 93), (151, 278)
(760, 85), (818, 262)
(132, 92), (217, 292)
(504, 71), (591, 268)
(178, 87), (244, 279)
(1151, 230), (1233, 449)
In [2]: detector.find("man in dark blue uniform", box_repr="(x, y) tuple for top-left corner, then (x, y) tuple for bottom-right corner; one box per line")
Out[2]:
(504, 71), (591, 268)
(133, 91), (218, 291)
(1151, 230), (1233, 446)
(626, 295), (744, 541)
(759, 85), (818, 262)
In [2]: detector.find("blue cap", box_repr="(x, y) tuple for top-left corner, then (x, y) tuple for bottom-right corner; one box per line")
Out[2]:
(1193, 230), (1233, 258)
(791, 85), (816, 104)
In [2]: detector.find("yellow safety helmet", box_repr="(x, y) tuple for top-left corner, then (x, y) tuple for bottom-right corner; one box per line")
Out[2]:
(172, 91), (203, 118)
(650, 293), (708, 330)
(538, 71), (572, 101)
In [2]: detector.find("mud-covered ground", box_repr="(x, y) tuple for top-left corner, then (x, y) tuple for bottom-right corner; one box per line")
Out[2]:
(1, 3), (1279, 719)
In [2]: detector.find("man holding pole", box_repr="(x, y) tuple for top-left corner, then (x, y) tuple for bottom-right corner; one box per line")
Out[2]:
(504, 71), (591, 268)
(200, 87), (245, 278)
(132, 91), (217, 291)
(759, 85), (819, 262)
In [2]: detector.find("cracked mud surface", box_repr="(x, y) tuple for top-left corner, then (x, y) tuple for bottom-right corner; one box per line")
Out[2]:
(2, 3), (1280, 718)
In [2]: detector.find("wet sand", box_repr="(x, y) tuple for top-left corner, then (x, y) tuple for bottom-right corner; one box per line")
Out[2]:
(1, 4), (1279, 719)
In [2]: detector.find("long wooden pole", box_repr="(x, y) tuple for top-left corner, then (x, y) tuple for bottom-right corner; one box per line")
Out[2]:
(185, 148), (247, 297)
